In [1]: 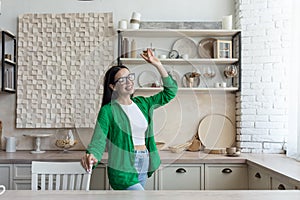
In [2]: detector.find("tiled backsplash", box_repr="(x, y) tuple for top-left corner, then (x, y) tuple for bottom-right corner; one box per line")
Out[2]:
(16, 12), (114, 128)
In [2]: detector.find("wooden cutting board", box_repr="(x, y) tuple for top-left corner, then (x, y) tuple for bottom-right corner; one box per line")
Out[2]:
(204, 148), (226, 154)
(198, 114), (235, 151)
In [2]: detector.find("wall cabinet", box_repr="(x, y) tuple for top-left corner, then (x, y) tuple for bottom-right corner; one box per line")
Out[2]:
(158, 164), (204, 190)
(117, 29), (241, 92)
(204, 164), (248, 190)
(1, 30), (17, 93)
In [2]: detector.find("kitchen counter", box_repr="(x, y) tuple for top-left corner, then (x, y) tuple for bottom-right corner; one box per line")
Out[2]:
(0, 150), (89, 164)
(1, 190), (300, 200)
(244, 153), (300, 184)
(0, 150), (300, 184)
(0, 150), (246, 164)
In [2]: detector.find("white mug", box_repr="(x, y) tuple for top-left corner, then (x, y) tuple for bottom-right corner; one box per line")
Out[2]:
(159, 55), (167, 59)
(214, 82), (220, 88)
(226, 147), (236, 155)
(182, 54), (189, 60)
(0, 185), (5, 195)
(118, 19), (127, 29)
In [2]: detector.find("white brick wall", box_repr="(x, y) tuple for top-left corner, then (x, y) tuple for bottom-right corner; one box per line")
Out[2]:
(235, 0), (291, 153)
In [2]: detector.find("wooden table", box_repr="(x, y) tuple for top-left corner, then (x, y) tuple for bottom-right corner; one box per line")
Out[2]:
(1, 190), (300, 200)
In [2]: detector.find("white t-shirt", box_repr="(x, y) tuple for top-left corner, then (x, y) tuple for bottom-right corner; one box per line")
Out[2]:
(120, 101), (148, 146)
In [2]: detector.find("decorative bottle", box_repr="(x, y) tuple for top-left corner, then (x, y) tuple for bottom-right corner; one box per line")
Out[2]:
(131, 39), (137, 58)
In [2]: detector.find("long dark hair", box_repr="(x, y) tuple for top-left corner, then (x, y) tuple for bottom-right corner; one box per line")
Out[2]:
(101, 65), (128, 107)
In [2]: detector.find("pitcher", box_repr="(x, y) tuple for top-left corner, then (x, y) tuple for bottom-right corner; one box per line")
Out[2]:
(5, 136), (16, 152)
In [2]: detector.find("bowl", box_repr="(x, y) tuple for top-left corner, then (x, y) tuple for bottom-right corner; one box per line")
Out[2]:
(55, 139), (78, 151)
(169, 146), (186, 153)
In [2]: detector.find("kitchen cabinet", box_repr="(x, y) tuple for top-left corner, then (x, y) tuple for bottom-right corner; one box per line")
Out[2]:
(89, 164), (108, 190)
(117, 29), (241, 92)
(1, 30), (17, 93)
(271, 176), (294, 190)
(12, 164), (31, 190)
(158, 164), (204, 190)
(248, 164), (271, 189)
(0, 164), (12, 189)
(1, 163), (107, 190)
(144, 171), (157, 190)
(204, 164), (248, 190)
(248, 162), (298, 190)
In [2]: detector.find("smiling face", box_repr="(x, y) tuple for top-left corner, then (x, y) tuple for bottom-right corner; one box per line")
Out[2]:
(110, 68), (135, 97)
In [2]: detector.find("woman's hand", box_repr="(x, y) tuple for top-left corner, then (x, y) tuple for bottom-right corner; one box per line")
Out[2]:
(81, 153), (98, 172)
(140, 48), (162, 68)
(140, 48), (168, 77)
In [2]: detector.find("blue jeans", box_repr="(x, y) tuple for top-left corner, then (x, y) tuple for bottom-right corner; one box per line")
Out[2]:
(126, 149), (149, 190)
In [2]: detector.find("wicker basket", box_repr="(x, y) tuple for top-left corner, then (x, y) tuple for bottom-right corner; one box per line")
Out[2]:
(168, 141), (192, 153)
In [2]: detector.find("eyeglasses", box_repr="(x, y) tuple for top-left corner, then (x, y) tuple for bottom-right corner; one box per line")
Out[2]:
(114, 73), (135, 85)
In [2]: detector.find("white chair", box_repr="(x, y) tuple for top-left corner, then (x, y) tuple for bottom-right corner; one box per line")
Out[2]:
(31, 161), (91, 191)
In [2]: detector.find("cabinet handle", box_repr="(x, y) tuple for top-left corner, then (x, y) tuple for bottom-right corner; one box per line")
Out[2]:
(254, 172), (261, 179)
(176, 168), (186, 173)
(221, 168), (232, 173)
(278, 184), (286, 190)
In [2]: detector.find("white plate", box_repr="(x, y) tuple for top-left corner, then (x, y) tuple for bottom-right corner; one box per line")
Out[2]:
(172, 37), (198, 58)
(198, 114), (235, 149)
(138, 70), (159, 87)
(198, 38), (217, 58)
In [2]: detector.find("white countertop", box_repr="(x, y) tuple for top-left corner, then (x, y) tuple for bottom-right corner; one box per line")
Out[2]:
(1, 190), (300, 200)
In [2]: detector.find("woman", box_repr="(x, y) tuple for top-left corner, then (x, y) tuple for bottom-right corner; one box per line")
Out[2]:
(81, 49), (178, 190)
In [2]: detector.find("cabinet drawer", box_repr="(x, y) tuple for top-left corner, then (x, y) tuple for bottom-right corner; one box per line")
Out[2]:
(248, 165), (271, 190)
(13, 180), (31, 190)
(13, 164), (31, 179)
(159, 164), (204, 190)
(271, 177), (295, 190)
(205, 164), (248, 190)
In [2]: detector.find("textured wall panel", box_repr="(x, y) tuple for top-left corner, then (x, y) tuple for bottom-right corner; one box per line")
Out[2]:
(17, 13), (114, 128)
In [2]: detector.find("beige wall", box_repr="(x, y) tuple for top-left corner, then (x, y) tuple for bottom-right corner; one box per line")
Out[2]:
(0, 0), (235, 151)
